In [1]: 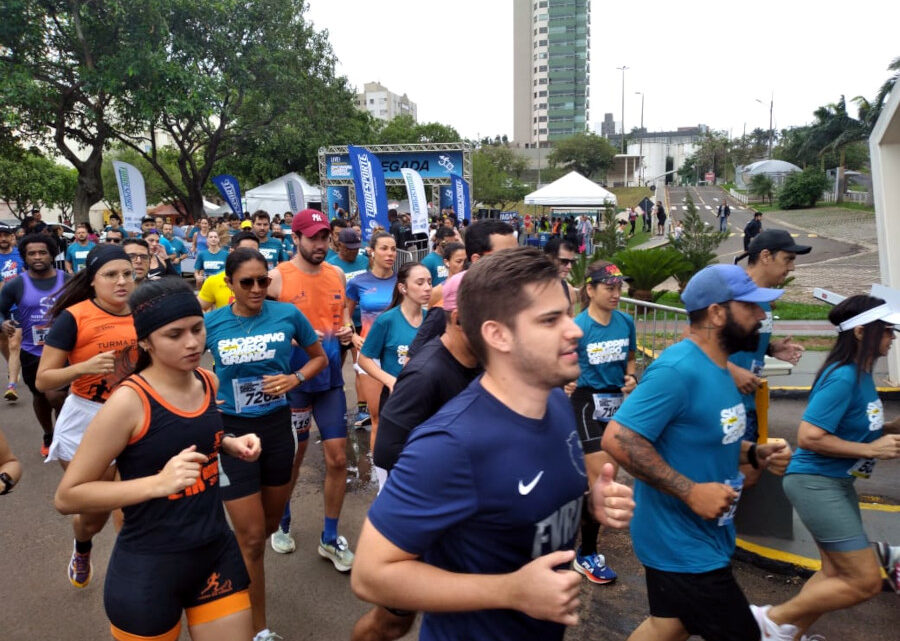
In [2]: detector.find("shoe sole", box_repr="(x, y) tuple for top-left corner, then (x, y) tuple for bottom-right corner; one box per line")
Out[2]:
(318, 545), (352, 572)
(572, 559), (616, 585)
(68, 561), (93, 588)
(4, 393), (16, 401)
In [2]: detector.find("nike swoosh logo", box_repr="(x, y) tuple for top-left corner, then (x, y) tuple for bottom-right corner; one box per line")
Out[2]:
(518, 471), (544, 495)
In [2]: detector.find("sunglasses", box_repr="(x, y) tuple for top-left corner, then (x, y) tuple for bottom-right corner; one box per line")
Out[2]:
(237, 276), (271, 290)
(126, 253), (149, 262)
(558, 257), (575, 266)
(106, 238), (122, 243)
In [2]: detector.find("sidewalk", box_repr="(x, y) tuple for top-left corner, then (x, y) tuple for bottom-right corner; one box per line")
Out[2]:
(768, 349), (898, 393)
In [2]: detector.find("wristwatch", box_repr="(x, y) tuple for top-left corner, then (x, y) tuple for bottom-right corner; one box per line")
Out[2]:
(294, 370), (306, 384)
(0, 471), (15, 495)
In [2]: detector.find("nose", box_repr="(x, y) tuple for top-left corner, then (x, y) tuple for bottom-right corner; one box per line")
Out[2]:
(565, 316), (583, 340)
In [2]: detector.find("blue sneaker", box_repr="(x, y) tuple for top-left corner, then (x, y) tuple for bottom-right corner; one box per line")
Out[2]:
(353, 411), (371, 428)
(573, 547), (616, 584)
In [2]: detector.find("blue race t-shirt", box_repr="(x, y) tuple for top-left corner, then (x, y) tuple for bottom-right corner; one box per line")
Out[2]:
(166, 236), (189, 274)
(258, 237), (287, 269)
(346, 271), (396, 335)
(728, 301), (773, 409)
(612, 339), (746, 573)
(574, 309), (636, 390)
(195, 248), (228, 276)
(204, 300), (317, 416)
(0, 249), (25, 283)
(65, 242), (96, 272)
(282, 234), (294, 258)
(421, 251), (448, 286)
(369, 380), (586, 641)
(360, 306), (426, 378)
(787, 363), (884, 479)
(327, 253), (369, 327)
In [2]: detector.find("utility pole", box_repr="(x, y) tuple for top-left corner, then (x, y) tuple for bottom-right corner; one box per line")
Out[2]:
(635, 91), (644, 185)
(617, 65), (629, 154)
(768, 92), (774, 159)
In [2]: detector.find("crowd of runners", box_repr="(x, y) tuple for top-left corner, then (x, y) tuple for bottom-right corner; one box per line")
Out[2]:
(0, 206), (898, 641)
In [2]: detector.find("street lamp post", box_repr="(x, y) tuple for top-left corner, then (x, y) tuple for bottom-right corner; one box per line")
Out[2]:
(617, 65), (629, 154)
(755, 94), (774, 158)
(635, 91), (644, 185)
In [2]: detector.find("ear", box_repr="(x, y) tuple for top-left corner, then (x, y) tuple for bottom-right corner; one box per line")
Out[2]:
(853, 325), (864, 341)
(707, 303), (729, 328)
(480, 319), (514, 356)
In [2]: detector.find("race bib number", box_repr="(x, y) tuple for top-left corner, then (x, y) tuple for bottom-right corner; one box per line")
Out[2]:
(750, 358), (765, 377)
(718, 472), (745, 526)
(232, 376), (285, 414)
(592, 393), (623, 422)
(848, 457), (876, 479)
(291, 407), (312, 435)
(31, 325), (49, 346)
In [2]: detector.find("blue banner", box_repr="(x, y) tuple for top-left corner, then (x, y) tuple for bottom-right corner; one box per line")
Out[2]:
(439, 185), (454, 210)
(450, 174), (471, 222)
(327, 185), (350, 220)
(326, 150), (465, 181)
(212, 174), (243, 216)
(347, 145), (389, 241)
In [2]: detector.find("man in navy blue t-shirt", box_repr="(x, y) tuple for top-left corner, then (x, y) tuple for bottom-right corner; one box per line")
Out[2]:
(352, 247), (634, 641)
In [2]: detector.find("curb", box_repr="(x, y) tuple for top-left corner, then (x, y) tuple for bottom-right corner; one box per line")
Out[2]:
(771, 386), (900, 401)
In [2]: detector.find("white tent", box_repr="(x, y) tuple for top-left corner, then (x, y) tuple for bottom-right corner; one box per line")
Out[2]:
(524, 171), (617, 207)
(245, 172), (322, 215)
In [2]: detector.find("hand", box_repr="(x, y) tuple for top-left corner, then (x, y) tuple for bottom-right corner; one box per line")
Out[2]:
(730, 366), (761, 395)
(621, 374), (637, 394)
(868, 434), (900, 460)
(385, 375), (397, 393)
(156, 445), (208, 496)
(80, 350), (117, 376)
(352, 333), (365, 350)
(1, 320), (17, 336)
(757, 440), (792, 475)
(261, 373), (296, 396)
(590, 463), (634, 529)
(685, 482), (738, 520)
(563, 381), (576, 397)
(507, 550), (581, 625)
(770, 336), (804, 365)
(335, 325), (353, 345)
(223, 434), (261, 462)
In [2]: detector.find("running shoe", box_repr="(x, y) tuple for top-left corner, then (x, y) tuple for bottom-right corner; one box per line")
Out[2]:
(68, 543), (93, 588)
(874, 541), (899, 593)
(749, 604), (799, 641)
(318, 534), (354, 572)
(40, 436), (51, 458)
(270, 526), (295, 554)
(572, 547), (617, 584)
(800, 635), (826, 641)
(252, 630), (284, 641)
(353, 411), (372, 428)
(4, 382), (17, 401)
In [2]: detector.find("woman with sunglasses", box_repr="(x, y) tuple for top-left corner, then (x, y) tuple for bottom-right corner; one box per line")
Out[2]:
(55, 277), (261, 641)
(753, 293), (900, 639)
(204, 247), (327, 641)
(36, 245), (138, 589)
(194, 230), (227, 289)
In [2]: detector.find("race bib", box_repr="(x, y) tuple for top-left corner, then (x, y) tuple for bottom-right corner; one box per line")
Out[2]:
(592, 393), (623, 422)
(31, 325), (49, 346)
(848, 457), (876, 479)
(718, 472), (745, 526)
(232, 376), (285, 414)
(291, 406), (312, 435)
(750, 358), (765, 377)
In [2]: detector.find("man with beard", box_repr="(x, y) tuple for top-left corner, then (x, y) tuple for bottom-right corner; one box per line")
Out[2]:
(0, 234), (69, 454)
(64, 223), (96, 274)
(0, 224), (26, 401)
(352, 247), (635, 641)
(601, 264), (793, 641)
(251, 210), (287, 269)
(267, 209), (355, 571)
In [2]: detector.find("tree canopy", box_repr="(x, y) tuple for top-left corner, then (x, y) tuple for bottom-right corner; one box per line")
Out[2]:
(547, 132), (617, 180)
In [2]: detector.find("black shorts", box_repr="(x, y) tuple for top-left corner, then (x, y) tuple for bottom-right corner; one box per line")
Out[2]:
(219, 405), (295, 500)
(105, 533), (250, 640)
(570, 386), (620, 455)
(20, 349), (42, 396)
(645, 564), (758, 641)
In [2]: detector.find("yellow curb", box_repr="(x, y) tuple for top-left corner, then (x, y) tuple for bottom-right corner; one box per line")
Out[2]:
(860, 502), (900, 513)
(736, 537), (821, 571)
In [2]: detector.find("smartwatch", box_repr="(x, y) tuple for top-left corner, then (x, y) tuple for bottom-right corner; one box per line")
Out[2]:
(294, 370), (306, 384)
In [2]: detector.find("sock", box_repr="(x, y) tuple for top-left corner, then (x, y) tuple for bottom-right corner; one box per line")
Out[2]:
(580, 510), (600, 557)
(323, 517), (338, 543)
(279, 501), (291, 533)
(74, 538), (92, 554)
(357, 401), (368, 414)
(253, 628), (271, 641)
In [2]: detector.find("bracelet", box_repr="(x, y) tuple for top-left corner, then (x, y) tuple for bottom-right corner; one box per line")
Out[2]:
(747, 443), (760, 469)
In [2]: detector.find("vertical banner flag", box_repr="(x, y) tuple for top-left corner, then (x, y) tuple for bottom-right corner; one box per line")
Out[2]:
(327, 186), (349, 220)
(449, 173), (471, 222)
(212, 174), (243, 216)
(439, 185), (454, 211)
(400, 168), (428, 235)
(285, 177), (306, 214)
(347, 145), (389, 241)
(112, 161), (147, 234)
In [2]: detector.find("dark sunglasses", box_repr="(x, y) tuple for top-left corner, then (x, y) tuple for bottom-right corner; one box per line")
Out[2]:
(106, 238), (122, 243)
(558, 257), (575, 266)
(237, 276), (271, 290)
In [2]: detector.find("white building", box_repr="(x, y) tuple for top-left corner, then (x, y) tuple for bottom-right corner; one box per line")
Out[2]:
(356, 81), (417, 122)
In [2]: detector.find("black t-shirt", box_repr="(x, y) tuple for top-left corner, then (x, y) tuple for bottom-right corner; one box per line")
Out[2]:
(407, 305), (447, 360)
(744, 219), (762, 237)
(374, 336), (481, 471)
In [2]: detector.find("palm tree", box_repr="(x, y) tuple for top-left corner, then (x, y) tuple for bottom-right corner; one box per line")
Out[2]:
(858, 56), (900, 131)
(802, 96), (867, 203)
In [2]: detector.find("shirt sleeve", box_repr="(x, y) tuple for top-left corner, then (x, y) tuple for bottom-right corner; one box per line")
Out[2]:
(802, 366), (854, 434)
(345, 276), (360, 303)
(368, 427), (478, 555)
(290, 307), (318, 347)
(44, 310), (78, 351)
(0, 278), (23, 320)
(408, 308), (446, 360)
(361, 312), (389, 360)
(612, 363), (687, 442)
(198, 277), (216, 304)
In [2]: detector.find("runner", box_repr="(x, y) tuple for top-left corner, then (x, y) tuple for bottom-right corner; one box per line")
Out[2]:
(601, 264), (792, 641)
(266, 209), (355, 571)
(64, 223), (96, 273)
(567, 261), (637, 585)
(103, 228), (124, 245)
(756, 293), (900, 640)
(358, 262), (431, 453)
(352, 247), (634, 640)
(144, 229), (178, 280)
(198, 232), (260, 312)
(205, 248), (326, 640)
(162, 221), (190, 274)
(0, 223), (25, 401)
(251, 210), (287, 270)
(122, 239), (151, 285)
(421, 226), (460, 287)
(327, 218), (350, 262)
(36, 244), (138, 588)
(194, 230), (227, 289)
(428, 242), (466, 309)
(544, 238), (578, 310)
(54, 277), (259, 641)
(0, 234), (69, 455)
(192, 217), (211, 254)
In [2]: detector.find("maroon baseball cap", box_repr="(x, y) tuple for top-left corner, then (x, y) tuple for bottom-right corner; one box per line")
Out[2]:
(291, 209), (330, 237)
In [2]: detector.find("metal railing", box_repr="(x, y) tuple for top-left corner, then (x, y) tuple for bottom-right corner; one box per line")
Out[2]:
(729, 188), (749, 205)
(619, 296), (688, 374)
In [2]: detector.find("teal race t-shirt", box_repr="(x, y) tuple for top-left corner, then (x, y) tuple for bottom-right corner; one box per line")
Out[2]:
(195, 248), (228, 276)
(574, 309), (636, 390)
(421, 251), (449, 286)
(258, 237), (287, 269)
(65, 242), (96, 272)
(361, 306), (427, 377)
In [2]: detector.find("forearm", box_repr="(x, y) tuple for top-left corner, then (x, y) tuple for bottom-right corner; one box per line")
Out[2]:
(358, 355), (394, 388)
(799, 432), (877, 459)
(606, 424), (693, 502)
(36, 362), (87, 392)
(55, 475), (161, 515)
(883, 417), (900, 434)
(298, 354), (328, 381)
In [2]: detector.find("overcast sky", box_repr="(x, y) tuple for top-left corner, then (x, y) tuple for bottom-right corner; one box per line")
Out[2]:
(305, 0), (897, 140)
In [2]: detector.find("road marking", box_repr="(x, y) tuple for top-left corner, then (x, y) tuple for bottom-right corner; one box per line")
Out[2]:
(809, 233), (818, 237)
(704, 205), (712, 209)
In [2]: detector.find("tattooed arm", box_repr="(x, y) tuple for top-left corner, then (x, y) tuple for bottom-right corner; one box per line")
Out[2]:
(601, 421), (737, 520)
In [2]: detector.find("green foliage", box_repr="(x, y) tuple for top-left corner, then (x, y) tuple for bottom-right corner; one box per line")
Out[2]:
(102, 146), (182, 211)
(669, 195), (728, 291)
(0, 149), (76, 218)
(472, 147), (529, 209)
(612, 247), (690, 300)
(375, 115), (460, 144)
(777, 167), (829, 209)
(547, 132), (617, 180)
(591, 207), (624, 259)
(748, 173), (775, 204)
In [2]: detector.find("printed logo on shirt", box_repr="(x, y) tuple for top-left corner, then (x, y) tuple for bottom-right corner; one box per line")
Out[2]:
(531, 496), (582, 558)
(867, 400), (884, 431)
(586, 338), (629, 365)
(567, 431), (586, 478)
(169, 433), (221, 500)
(720, 403), (747, 444)
(216, 332), (285, 365)
(437, 265), (448, 278)
(397, 344), (409, 366)
(1, 258), (21, 282)
(759, 310), (773, 334)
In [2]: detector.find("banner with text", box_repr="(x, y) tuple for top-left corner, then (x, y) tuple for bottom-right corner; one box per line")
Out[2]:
(400, 168), (428, 235)
(326, 150), (465, 181)
(212, 174), (243, 216)
(439, 185), (454, 210)
(347, 145), (389, 241)
(327, 186), (350, 220)
(285, 177), (306, 214)
(112, 161), (147, 234)
(450, 174), (471, 222)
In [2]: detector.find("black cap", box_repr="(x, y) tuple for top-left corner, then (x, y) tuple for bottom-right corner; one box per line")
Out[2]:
(338, 228), (361, 249)
(0, 224), (14, 234)
(748, 229), (811, 255)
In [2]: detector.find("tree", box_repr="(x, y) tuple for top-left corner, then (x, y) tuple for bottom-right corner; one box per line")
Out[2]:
(376, 115), (461, 145)
(0, 149), (76, 218)
(547, 132), (617, 180)
(669, 195), (728, 291)
(471, 149), (528, 210)
(748, 173), (775, 204)
(777, 167), (828, 209)
(101, 146), (182, 212)
(800, 96), (868, 202)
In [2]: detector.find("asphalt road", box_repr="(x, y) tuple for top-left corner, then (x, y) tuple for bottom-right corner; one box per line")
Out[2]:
(1, 359), (898, 640)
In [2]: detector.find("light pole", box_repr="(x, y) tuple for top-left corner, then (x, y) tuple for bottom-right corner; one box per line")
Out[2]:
(755, 94), (774, 158)
(617, 65), (629, 154)
(635, 91), (644, 185)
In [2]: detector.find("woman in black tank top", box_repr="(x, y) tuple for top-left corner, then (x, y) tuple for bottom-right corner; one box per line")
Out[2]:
(55, 278), (261, 641)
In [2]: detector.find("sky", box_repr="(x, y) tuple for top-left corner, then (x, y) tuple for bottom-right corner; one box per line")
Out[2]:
(305, 0), (898, 141)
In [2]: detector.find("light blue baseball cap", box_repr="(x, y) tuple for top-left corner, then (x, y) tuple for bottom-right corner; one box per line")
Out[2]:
(681, 264), (783, 313)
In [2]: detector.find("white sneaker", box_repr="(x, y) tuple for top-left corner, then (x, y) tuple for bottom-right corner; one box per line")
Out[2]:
(750, 604), (799, 641)
(252, 629), (283, 641)
(800, 635), (826, 641)
(270, 526), (295, 554)
(318, 534), (354, 572)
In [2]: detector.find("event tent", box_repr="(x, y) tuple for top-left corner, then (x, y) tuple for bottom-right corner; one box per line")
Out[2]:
(244, 172), (322, 215)
(524, 171), (617, 207)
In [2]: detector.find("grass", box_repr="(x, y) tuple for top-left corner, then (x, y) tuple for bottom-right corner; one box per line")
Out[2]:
(608, 187), (653, 209)
(653, 291), (830, 320)
(754, 202), (874, 214)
